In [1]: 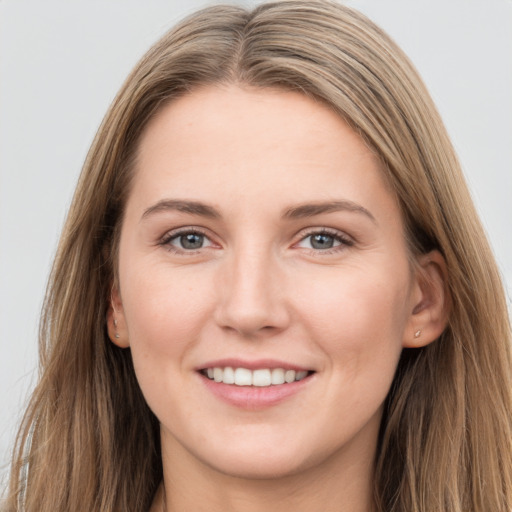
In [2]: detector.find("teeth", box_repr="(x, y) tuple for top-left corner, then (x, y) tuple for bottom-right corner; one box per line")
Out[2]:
(204, 367), (310, 387)
(234, 368), (252, 386)
(284, 370), (296, 383)
(253, 369), (271, 387)
(271, 368), (285, 385)
(213, 367), (223, 382)
(223, 366), (235, 384)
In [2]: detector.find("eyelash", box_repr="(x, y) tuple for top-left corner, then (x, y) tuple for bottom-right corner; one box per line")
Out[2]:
(159, 227), (354, 255)
(295, 228), (354, 255)
(159, 227), (213, 254)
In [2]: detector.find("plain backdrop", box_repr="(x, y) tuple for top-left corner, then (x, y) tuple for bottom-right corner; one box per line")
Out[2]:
(1, 0), (511, 480)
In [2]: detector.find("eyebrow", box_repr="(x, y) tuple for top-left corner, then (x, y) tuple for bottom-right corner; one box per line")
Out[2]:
(283, 200), (376, 223)
(141, 199), (221, 220)
(141, 198), (376, 223)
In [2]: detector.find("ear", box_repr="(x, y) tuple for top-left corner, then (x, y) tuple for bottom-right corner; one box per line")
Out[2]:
(403, 250), (450, 348)
(106, 284), (130, 348)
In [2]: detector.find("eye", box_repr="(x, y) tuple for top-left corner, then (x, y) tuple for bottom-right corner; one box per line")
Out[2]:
(161, 229), (214, 252)
(295, 229), (353, 252)
(304, 233), (339, 250)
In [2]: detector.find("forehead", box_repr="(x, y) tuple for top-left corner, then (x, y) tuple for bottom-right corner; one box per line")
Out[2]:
(138, 85), (378, 164)
(130, 85), (397, 221)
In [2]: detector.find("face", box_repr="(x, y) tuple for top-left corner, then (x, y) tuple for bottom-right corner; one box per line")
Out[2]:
(112, 85), (425, 480)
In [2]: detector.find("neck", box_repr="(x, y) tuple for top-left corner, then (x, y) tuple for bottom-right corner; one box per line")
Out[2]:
(155, 435), (377, 512)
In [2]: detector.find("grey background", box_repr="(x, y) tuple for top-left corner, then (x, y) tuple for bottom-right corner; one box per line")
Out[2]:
(1, 0), (511, 482)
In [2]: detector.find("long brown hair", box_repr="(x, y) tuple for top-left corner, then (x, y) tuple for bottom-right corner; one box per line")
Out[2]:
(5, 2), (512, 510)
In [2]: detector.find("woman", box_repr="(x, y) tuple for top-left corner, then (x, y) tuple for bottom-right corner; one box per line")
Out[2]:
(5, 1), (512, 511)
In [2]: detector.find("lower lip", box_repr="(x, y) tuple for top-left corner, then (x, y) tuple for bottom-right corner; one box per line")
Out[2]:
(200, 373), (313, 410)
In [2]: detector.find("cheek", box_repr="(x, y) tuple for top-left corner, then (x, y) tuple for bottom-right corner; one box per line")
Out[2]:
(119, 268), (214, 414)
(297, 262), (411, 370)
(120, 264), (215, 359)
(304, 261), (410, 323)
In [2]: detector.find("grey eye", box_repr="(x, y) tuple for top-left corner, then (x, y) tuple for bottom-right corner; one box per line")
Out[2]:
(163, 229), (215, 253)
(178, 233), (205, 249)
(296, 230), (349, 252)
(309, 233), (337, 249)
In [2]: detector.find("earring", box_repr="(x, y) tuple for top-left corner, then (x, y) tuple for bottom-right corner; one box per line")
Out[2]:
(414, 329), (421, 338)
(114, 318), (120, 339)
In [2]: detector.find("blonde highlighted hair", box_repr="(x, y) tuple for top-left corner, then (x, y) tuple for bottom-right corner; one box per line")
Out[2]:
(5, 1), (512, 511)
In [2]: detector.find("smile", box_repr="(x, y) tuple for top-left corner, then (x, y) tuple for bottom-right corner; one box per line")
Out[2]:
(201, 367), (312, 387)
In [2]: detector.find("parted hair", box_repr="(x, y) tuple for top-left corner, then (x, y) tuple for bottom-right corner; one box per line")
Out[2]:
(5, 1), (512, 511)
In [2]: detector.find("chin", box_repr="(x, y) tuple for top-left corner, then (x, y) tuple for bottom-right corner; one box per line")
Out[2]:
(187, 435), (328, 481)
(203, 453), (309, 481)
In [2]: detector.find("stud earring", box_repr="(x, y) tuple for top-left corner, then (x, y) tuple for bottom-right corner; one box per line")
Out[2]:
(414, 329), (421, 338)
(113, 319), (120, 339)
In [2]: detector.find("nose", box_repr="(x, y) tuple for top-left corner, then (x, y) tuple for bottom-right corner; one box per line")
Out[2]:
(213, 246), (290, 338)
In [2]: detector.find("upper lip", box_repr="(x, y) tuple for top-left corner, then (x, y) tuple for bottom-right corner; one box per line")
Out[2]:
(196, 358), (313, 372)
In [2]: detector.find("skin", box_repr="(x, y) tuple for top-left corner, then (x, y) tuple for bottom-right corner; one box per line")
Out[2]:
(108, 85), (447, 512)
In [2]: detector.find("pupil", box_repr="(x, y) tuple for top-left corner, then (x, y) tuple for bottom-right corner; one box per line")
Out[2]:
(311, 234), (334, 249)
(181, 233), (203, 249)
